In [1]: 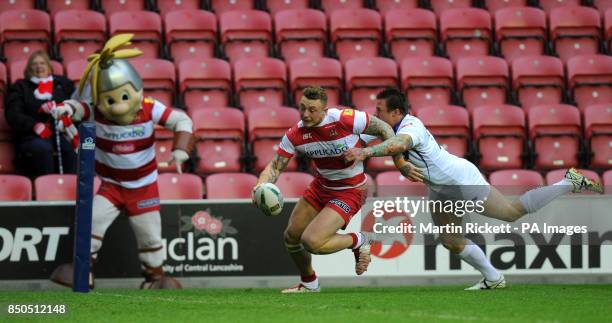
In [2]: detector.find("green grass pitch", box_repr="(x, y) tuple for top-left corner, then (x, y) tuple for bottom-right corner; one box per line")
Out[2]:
(1, 285), (611, 322)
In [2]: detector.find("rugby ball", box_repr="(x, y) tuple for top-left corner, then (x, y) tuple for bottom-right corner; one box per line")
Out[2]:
(254, 183), (284, 216)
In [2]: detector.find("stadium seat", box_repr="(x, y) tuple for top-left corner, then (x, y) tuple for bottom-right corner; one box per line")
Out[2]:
(495, 7), (547, 63)
(594, 0), (612, 14)
(158, 173), (203, 200)
(345, 57), (398, 109)
(178, 58), (232, 111)
(0, 107), (11, 141)
(416, 105), (470, 157)
(545, 168), (601, 187)
(400, 57), (454, 113)
(109, 11), (162, 58)
(99, 0), (146, 17)
(440, 8), (492, 63)
(365, 172), (376, 197)
(275, 9), (327, 63)
(154, 139), (176, 173)
(0, 175), (31, 201)
(210, 0), (254, 14)
(365, 138), (397, 173)
(220, 10), (272, 63)
(567, 55), (612, 111)
(489, 169), (543, 195)
(233, 57), (287, 112)
(276, 172), (314, 198)
(607, 9), (612, 50)
(266, 0), (309, 15)
(0, 0), (35, 13)
(512, 56), (565, 111)
(330, 8), (382, 63)
(375, 171), (427, 197)
(65, 59), (88, 86)
(47, 0), (90, 17)
(528, 104), (582, 170)
(321, 0), (364, 15)
(539, 0), (581, 14)
(0, 141), (14, 173)
(205, 173), (257, 199)
(165, 10), (217, 64)
(550, 6), (601, 63)
(604, 169), (612, 194)
(375, 0), (418, 16)
(248, 107), (300, 172)
(473, 105), (526, 170)
(9, 59), (63, 84)
(34, 174), (76, 201)
(0, 61), (5, 110)
(430, 0), (473, 15)
(384, 9), (437, 63)
(289, 57), (343, 107)
(584, 104), (612, 168)
(0, 9), (50, 64)
(191, 107), (245, 174)
(484, 0), (528, 13)
(156, 0), (200, 18)
(54, 10), (106, 65)
(456, 56), (509, 112)
(131, 58), (176, 107)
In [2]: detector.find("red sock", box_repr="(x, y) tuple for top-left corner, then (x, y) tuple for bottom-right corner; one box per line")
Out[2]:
(301, 272), (317, 283)
(349, 233), (358, 249)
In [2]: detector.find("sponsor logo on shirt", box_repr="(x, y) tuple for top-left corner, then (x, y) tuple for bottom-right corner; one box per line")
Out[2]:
(137, 198), (160, 209)
(112, 143), (136, 153)
(306, 141), (349, 157)
(342, 109), (354, 116)
(303, 133), (312, 140)
(103, 126), (147, 141)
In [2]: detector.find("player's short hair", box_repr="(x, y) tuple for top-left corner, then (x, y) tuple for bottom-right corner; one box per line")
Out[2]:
(376, 88), (408, 114)
(302, 86), (327, 105)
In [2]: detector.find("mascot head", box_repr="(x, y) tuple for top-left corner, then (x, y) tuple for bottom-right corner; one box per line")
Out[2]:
(78, 34), (143, 125)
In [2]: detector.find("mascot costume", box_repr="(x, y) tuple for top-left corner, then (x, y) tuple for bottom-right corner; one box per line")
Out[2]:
(48, 34), (193, 289)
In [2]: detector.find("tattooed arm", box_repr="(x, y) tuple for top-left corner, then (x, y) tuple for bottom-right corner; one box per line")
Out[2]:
(257, 153), (291, 185)
(363, 115), (396, 141)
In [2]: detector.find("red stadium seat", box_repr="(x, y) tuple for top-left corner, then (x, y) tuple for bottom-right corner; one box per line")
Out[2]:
(233, 58), (287, 112)
(375, 0), (418, 16)
(401, 57), (454, 113)
(550, 6), (601, 63)
(289, 57), (343, 107)
(178, 58), (231, 111)
(495, 7), (547, 63)
(191, 107), (245, 174)
(330, 9), (382, 63)
(321, 0), (363, 15)
(99, 0), (146, 17)
(375, 171), (427, 197)
(47, 0), (90, 17)
(430, 0), (473, 15)
(34, 174), (76, 201)
(607, 9), (612, 49)
(416, 105), (470, 157)
(0, 175), (31, 201)
(539, 0), (581, 14)
(205, 173), (257, 199)
(529, 104), (582, 170)
(220, 10), (272, 63)
(65, 59), (87, 85)
(275, 9), (327, 63)
(567, 55), (612, 111)
(276, 172), (314, 198)
(0, 61), (5, 110)
(545, 168), (600, 186)
(156, 0), (199, 18)
(385, 9), (437, 63)
(131, 58), (176, 107)
(248, 107), (300, 172)
(345, 57), (397, 109)
(440, 8), (492, 63)
(604, 169), (612, 193)
(489, 169), (544, 195)
(158, 173), (203, 200)
(165, 10), (217, 63)
(54, 10), (106, 65)
(0, 141), (14, 173)
(109, 11), (162, 58)
(0, 107), (12, 141)
(210, 0), (254, 14)
(0, 9), (50, 64)
(365, 172), (376, 197)
(154, 139), (176, 173)
(9, 59), (63, 84)
(473, 105), (526, 170)
(594, 0), (612, 14)
(584, 104), (612, 168)
(266, 0), (309, 15)
(484, 0), (528, 13)
(456, 56), (509, 112)
(512, 56), (565, 111)
(0, 0), (35, 13)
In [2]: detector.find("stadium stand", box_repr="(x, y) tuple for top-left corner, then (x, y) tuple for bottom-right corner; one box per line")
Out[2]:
(584, 104), (612, 169)
(46, 0), (90, 17)
(219, 10), (272, 63)
(384, 8), (437, 62)
(0, 9), (51, 64)
(54, 10), (106, 65)
(158, 173), (204, 200)
(274, 9), (327, 63)
(276, 172), (314, 198)
(567, 54), (612, 110)
(0, 174), (32, 201)
(164, 10), (217, 63)
(416, 105), (470, 158)
(604, 169), (612, 193)
(549, 6), (601, 63)
(205, 173), (257, 199)
(321, 0), (364, 15)
(210, 0), (254, 14)
(511, 56), (565, 111)
(440, 8), (491, 63)
(494, 7), (547, 63)
(375, 170), (427, 197)
(233, 57), (287, 112)
(109, 11), (162, 58)
(266, 0), (309, 15)
(131, 58), (176, 107)
(248, 107), (300, 172)
(178, 58), (232, 111)
(456, 56), (509, 112)
(400, 56), (454, 113)
(34, 174), (77, 201)
(99, 0), (146, 17)
(0, 0), (35, 13)
(375, 0), (418, 16)
(289, 57), (343, 106)
(345, 57), (398, 108)
(330, 8), (382, 63)
(156, 0), (200, 18)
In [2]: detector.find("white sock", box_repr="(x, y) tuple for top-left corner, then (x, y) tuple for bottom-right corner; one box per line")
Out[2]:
(519, 179), (572, 214)
(302, 278), (319, 289)
(353, 232), (365, 249)
(458, 241), (501, 281)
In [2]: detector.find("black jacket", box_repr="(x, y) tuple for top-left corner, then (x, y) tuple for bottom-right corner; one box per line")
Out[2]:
(4, 75), (75, 141)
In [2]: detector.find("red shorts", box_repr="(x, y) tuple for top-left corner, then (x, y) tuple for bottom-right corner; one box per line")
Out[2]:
(97, 181), (161, 216)
(302, 178), (367, 229)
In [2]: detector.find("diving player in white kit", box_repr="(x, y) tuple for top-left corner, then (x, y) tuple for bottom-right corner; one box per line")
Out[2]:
(346, 88), (604, 290)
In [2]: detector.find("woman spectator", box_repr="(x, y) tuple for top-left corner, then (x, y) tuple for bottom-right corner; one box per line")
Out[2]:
(4, 51), (77, 177)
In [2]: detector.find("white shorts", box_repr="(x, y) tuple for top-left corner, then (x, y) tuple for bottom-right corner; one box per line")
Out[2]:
(427, 158), (490, 202)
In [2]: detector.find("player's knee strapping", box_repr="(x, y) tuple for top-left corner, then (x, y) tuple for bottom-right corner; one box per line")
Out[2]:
(285, 242), (305, 253)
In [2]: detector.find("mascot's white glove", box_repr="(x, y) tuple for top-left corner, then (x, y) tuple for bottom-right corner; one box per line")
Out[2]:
(169, 150), (189, 174)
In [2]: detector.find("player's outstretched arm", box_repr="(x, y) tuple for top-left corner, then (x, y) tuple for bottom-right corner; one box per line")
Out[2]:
(257, 153), (291, 185)
(344, 134), (413, 164)
(363, 115), (396, 140)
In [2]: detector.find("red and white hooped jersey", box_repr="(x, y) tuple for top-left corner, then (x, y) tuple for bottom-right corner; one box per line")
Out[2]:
(277, 108), (370, 190)
(83, 97), (172, 189)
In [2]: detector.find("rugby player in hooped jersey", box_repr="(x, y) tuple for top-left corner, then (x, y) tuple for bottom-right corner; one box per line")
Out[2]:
(252, 86), (423, 293)
(345, 88), (604, 290)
